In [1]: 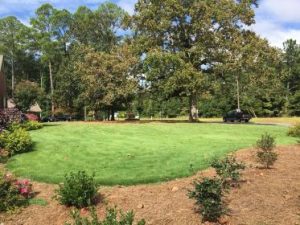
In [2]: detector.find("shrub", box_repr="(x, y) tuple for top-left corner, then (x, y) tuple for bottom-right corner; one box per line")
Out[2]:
(66, 207), (146, 225)
(0, 174), (33, 212)
(287, 124), (300, 142)
(22, 121), (43, 131)
(0, 128), (33, 156)
(14, 179), (34, 199)
(0, 148), (9, 163)
(55, 171), (98, 208)
(189, 178), (225, 222)
(211, 155), (245, 186)
(9, 121), (43, 131)
(256, 133), (276, 151)
(256, 133), (278, 169)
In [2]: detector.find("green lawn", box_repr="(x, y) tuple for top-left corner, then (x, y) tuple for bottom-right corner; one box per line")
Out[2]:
(6, 122), (296, 185)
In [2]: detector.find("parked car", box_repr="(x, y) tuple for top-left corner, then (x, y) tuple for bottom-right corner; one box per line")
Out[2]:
(42, 114), (72, 122)
(223, 109), (252, 123)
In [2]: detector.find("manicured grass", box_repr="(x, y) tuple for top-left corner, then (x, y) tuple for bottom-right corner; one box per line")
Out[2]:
(6, 122), (296, 185)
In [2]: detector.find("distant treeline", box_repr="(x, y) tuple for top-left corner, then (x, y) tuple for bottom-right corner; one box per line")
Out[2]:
(0, 0), (299, 121)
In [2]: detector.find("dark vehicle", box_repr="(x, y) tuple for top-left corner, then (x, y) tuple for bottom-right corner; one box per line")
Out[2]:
(42, 115), (72, 122)
(223, 110), (252, 123)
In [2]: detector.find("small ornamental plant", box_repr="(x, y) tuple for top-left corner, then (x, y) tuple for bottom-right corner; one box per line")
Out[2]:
(211, 155), (245, 187)
(256, 133), (278, 169)
(14, 179), (34, 199)
(0, 173), (33, 212)
(55, 171), (98, 208)
(189, 178), (225, 222)
(66, 207), (146, 225)
(287, 124), (300, 143)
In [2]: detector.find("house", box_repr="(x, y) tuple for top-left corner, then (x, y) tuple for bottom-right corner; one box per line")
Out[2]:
(0, 55), (7, 109)
(7, 99), (42, 118)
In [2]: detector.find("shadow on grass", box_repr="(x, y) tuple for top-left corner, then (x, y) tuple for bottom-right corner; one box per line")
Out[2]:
(41, 123), (62, 127)
(68, 120), (286, 126)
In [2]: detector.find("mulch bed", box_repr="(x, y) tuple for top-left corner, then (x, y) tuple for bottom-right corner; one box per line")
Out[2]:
(1, 145), (300, 225)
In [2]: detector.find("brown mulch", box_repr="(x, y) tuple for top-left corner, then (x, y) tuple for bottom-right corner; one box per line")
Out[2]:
(1, 145), (300, 225)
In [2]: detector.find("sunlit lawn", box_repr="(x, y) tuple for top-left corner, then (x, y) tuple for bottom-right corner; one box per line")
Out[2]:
(6, 122), (296, 185)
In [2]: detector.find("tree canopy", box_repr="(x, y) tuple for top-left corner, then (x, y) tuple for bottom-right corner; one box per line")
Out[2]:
(0, 1), (299, 120)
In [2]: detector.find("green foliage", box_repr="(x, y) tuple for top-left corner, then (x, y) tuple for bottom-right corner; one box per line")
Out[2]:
(256, 151), (278, 169)
(55, 171), (98, 208)
(189, 178), (225, 222)
(9, 121), (43, 131)
(23, 121), (43, 131)
(0, 175), (29, 212)
(78, 44), (138, 121)
(211, 155), (245, 185)
(66, 207), (146, 225)
(256, 133), (278, 168)
(256, 133), (276, 151)
(0, 128), (33, 156)
(287, 124), (300, 138)
(13, 80), (44, 112)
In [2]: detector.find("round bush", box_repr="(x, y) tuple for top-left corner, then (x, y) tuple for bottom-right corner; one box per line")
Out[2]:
(55, 171), (97, 208)
(287, 124), (300, 138)
(0, 128), (33, 155)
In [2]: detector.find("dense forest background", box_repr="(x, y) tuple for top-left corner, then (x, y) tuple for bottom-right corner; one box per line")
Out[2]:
(0, 0), (299, 121)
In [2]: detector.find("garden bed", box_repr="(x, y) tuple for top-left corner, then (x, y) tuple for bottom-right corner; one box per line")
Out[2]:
(1, 145), (299, 225)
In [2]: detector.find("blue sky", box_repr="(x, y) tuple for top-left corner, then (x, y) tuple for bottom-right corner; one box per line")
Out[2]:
(0, 0), (299, 48)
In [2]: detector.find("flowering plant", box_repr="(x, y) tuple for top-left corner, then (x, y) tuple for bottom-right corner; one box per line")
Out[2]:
(14, 179), (33, 198)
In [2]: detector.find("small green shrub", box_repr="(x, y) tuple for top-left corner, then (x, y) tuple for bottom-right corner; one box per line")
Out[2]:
(55, 171), (98, 208)
(189, 178), (225, 222)
(256, 133), (276, 151)
(211, 155), (245, 186)
(0, 128), (33, 156)
(287, 124), (300, 143)
(66, 207), (146, 225)
(9, 121), (43, 131)
(22, 121), (43, 131)
(256, 133), (278, 169)
(0, 148), (9, 163)
(0, 174), (32, 212)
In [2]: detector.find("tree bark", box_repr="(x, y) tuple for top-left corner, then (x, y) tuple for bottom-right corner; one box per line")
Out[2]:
(111, 107), (115, 121)
(49, 61), (55, 116)
(11, 55), (15, 95)
(236, 75), (240, 111)
(189, 95), (198, 122)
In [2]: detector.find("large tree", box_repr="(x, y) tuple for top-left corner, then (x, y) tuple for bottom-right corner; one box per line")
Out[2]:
(13, 80), (44, 112)
(282, 39), (300, 115)
(0, 16), (33, 94)
(78, 44), (138, 120)
(71, 2), (127, 52)
(131, 0), (258, 121)
(30, 4), (72, 115)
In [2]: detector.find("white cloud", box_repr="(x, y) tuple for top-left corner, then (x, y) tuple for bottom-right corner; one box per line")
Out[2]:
(251, 0), (300, 48)
(258, 0), (300, 23)
(251, 20), (300, 48)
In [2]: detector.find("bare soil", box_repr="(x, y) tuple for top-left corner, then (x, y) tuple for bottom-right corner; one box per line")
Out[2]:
(1, 145), (300, 225)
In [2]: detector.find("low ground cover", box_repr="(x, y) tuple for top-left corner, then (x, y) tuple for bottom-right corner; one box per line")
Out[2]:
(6, 122), (296, 185)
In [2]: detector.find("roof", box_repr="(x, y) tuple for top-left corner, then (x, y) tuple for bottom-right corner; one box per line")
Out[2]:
(7, 99), (42, 113)
(0, 55), (3, 71)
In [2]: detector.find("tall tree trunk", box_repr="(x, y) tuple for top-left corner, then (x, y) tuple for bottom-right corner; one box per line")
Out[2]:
(49, 61), (54, 116)
(11, 56), (15, 95)
(111, 107), (115, 121)
(189, 95), (198, 122)
(236, 75), (240, 110)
